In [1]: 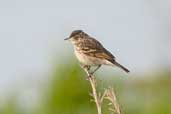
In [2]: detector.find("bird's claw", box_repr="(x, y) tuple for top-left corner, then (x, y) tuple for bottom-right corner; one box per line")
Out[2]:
(86, 74), (93, 80)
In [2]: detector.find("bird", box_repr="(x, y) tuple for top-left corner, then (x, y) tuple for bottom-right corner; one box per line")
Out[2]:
(64, 30), (130, 75)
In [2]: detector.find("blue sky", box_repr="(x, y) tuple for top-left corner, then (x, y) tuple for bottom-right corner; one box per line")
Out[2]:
(0, 0), (171, 100)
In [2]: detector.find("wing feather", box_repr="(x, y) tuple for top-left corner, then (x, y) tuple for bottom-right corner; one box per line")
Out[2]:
(78, 37), (115, 60)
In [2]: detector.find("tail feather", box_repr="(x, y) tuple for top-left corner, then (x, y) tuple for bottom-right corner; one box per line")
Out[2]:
(113, 61), (130, 73)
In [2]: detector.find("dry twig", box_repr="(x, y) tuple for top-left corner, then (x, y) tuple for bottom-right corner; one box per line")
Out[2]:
(83, 67), (122, 114)
(105, 87), (122, 114)
(83, 68), (104, 114)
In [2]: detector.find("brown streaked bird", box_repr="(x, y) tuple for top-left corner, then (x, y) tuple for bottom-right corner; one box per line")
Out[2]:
(65, 30), (130, 74)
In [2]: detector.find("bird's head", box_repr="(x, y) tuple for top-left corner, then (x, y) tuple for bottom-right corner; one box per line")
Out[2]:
(64, 30), (87, 43)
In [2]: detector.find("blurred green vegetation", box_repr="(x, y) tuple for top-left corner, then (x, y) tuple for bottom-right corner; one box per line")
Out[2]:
(0, 62), (171, 114)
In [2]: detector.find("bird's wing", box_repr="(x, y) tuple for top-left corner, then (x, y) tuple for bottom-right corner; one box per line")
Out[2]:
(79, 37), (115, 60)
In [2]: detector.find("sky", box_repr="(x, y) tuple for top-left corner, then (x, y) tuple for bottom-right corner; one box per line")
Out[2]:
(0, 0), (171, 100)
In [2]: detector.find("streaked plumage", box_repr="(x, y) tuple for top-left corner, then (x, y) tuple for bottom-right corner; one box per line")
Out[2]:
(65, 30), (130, 73)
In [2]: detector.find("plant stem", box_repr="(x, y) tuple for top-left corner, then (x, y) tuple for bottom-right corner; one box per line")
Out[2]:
(84, 68), (102, 114)
(89, 76), (102, 114)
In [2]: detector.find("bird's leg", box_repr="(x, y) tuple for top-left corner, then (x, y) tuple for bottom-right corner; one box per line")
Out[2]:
(80, 64), (93, 79)
(90, 65), (101, 75)
(80, 64), (91, 73)
(84, 65), (92, 78)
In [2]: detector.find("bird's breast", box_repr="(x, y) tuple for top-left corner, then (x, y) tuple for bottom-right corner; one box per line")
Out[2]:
(74, 50), (94, 65)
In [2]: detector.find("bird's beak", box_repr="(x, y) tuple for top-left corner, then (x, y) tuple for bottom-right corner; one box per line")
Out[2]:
(64, 37), (70, 40)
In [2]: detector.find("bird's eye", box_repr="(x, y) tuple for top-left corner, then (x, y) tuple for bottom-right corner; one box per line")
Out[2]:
(74, 36), (79, 40)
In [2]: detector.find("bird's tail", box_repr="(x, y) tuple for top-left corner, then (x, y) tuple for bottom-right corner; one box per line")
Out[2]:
(113, 61), (130, 73)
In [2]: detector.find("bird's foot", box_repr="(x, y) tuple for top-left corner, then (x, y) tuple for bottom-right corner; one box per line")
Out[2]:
(86, 73), (93, 80)
(80, 64), (90, 70)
